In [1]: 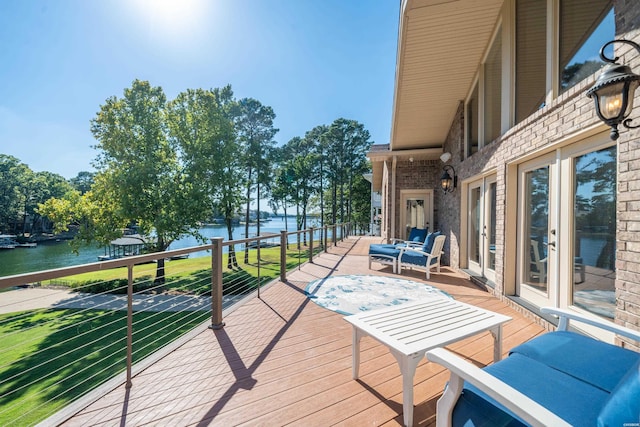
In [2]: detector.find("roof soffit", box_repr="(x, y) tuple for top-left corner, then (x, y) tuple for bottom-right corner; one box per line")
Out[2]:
(392, 0), (503, 151)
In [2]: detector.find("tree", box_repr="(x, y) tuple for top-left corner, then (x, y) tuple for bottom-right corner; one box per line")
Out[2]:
(69, 171), (95, 194)
(325, 118), (372, 225)
(269, 146), (296, 247)
(235, 98), (278, 262)
(80, 80), (211, 284)
(23, 171), (73, 235)
(305, 125), (329, 229)
(167, 85), (242, 268)
(0, 155), (30, 233)
(350, 173), (372, 235)
(285, 136), (318, 246)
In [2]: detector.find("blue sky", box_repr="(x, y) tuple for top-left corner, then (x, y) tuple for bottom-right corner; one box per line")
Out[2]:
(0, 0), (399, 179)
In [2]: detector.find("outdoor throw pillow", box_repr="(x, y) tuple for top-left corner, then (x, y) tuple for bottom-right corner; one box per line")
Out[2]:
(422, 231), (441, 253)
(408, 227), (428, 242)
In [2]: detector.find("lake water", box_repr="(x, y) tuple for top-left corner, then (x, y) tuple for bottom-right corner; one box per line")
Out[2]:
(0, 216), (314, 277)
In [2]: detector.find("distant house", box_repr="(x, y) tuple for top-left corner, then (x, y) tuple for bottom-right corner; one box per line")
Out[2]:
(368, 0), (639, 349)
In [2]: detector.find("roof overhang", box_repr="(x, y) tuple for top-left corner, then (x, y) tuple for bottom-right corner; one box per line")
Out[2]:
(390, 0), (504, 151)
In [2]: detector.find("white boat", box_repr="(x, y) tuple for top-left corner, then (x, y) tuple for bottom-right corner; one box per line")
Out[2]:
(0, 235), (18, 249)
(17, 242), (37, 248)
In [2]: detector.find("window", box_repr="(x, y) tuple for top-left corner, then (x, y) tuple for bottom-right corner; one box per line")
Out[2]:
(484, 27), (502, 143)
(465, 26), (501, 158)
(524, 166), (550, 290)
(572, 146), (616, 319)
(560, 0), (614, 94)
(466, 83), (479, 156)
(516, 0), (546, 123)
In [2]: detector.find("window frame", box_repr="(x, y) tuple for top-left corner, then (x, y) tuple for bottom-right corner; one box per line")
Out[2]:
(464, 0), (614, 159)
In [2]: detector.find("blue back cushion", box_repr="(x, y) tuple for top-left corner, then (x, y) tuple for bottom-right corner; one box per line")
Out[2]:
(597, 359), (640, 427)
(422, 231), (441, 253)
(510, 331), (640, 392)
(453, 353), (609, 427)
(408, 227), (428, 242)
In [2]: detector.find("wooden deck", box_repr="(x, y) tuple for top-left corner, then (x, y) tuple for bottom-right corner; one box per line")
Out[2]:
(61, 236), (545, 426)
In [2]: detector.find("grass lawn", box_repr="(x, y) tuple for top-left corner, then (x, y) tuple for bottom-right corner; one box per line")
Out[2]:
(0, 308), (209, 426)
(42, 242), (323, 296)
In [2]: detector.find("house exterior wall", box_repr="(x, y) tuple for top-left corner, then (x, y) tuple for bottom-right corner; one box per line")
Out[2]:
(386, 1), (640, 349)
(612, 0), (640, 352)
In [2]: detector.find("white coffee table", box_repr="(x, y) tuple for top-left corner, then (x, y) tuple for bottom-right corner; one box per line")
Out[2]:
(344, 296), (511, 427)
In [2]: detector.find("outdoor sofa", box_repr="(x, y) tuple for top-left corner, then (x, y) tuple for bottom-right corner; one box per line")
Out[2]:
(426, 307), (640, 427)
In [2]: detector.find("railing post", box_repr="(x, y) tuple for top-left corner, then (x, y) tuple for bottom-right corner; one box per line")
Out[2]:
(324, 225), (328, 251)
(210, 237), (225, 330)
(309, 226), (314, 263)
(126, 264), (133, 388)
(280, 230), (287, 282)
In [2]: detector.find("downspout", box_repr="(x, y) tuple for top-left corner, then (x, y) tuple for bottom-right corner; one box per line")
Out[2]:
(391, 155), (397, 242)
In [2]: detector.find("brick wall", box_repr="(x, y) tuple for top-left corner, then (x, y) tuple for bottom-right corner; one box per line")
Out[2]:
(613, 0), (640, 352)
(429, 11), (640, 349)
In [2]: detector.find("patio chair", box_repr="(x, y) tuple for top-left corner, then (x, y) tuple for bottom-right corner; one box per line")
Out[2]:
(397, 233), (445, 279)
(368, 227), (428, 273)
(392, 227), (428, 247)
(426, 307), (640, 427)
(530, 239), (547, 283)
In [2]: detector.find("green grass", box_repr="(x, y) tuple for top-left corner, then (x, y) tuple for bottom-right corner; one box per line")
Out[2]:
(42, 242), (323, 296)
(0, 308), (209, 426)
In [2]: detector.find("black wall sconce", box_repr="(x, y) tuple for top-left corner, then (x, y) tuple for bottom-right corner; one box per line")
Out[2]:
(586, 39), (640, 140)
(440, 165), (457, 194)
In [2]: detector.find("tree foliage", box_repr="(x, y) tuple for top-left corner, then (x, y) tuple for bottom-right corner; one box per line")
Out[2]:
(235, 98), (278, 261)
(0, 155), (73, 236)
(30, 82), (374, 279)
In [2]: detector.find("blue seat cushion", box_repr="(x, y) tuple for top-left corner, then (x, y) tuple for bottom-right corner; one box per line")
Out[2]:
(509, 331), (640, 392)
(368, 244), (401, 258)
(421, 231), (441, 253)
(452, 353), (609, 427)
(400, 250), (438, 267)
(597, 359), (640, 427)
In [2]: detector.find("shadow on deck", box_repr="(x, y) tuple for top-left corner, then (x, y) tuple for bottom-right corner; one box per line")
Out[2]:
(61, 236), (545, 427)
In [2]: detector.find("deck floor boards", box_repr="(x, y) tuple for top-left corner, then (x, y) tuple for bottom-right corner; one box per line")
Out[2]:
(61, 236), (545, 426)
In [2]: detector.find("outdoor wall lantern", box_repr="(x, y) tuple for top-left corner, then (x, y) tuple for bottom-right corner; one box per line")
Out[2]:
(440, 165), (457, 194)
(586, 39), (640, 140)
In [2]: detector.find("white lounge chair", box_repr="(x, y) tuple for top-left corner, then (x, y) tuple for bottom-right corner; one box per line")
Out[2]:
(397, 234), (446, 279)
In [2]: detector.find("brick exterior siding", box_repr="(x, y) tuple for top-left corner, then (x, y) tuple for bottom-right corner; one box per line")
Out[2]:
(391, 2), (640, 350)
(380, 1), (640, 349)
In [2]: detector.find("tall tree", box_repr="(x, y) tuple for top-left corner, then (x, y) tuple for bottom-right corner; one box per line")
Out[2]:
(23, 171), (73, 235)
(83, 80), (211, 284)
(286, 136), (318, 245)
(69, 171), (95, 194)
(305, 125), (329, 229)
(325, 119), (372, 225)
(0, 155), (31, 234)
(235, 98), (278, 263)
(167, 85), (242, 268)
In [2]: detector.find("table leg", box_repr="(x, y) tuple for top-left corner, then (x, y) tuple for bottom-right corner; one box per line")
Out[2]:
(490, 325), (503, 362)
(392, 350), (422, 427)
(352, 327), (363, 379)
